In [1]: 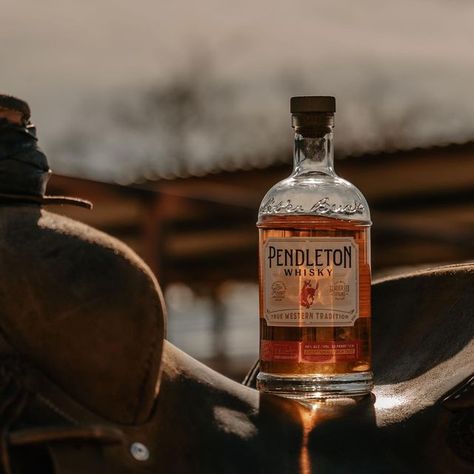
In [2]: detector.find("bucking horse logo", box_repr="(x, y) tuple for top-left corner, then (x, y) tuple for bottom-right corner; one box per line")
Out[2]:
(300, 280), (318, 309)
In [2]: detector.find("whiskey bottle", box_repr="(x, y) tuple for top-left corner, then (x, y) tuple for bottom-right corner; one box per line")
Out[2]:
(257, 96), (372, 398)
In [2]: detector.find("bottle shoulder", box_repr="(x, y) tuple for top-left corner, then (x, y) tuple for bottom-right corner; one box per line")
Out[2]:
(258, 172), (371, 223)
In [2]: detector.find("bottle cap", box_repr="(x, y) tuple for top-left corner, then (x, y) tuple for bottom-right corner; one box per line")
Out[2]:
(0, 94), (31, 124)
(290, 96), (336, 114)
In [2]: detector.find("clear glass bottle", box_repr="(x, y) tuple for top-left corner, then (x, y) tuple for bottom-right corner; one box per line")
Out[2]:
(257, 96), (372, 398)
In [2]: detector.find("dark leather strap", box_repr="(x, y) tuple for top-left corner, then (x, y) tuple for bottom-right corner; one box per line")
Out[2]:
(441, 375), (474, 464)
(242, 360), (259, 388)
(9, 425), (124, 447)
(442, 375), (474, 412)
(0, 119), (92, 210)
(0, 121), (49, 198)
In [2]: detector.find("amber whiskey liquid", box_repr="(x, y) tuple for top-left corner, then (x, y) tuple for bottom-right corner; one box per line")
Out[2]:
(257, 215), (371, 397)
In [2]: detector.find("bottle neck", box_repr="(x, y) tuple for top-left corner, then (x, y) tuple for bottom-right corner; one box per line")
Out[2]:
(293, 130), (334, 175)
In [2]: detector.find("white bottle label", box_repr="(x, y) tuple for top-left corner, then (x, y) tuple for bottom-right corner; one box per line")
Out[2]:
(263, 237), (359, 327)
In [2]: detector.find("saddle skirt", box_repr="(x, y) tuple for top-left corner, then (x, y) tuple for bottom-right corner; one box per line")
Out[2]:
(0, 205), (165, 426)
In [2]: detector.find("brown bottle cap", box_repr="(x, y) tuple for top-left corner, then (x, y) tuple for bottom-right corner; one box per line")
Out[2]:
(290, 96), (336, 114)
(0, 94), (31, 124)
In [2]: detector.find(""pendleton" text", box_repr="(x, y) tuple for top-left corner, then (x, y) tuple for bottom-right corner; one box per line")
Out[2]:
(267, 246), (352, 269)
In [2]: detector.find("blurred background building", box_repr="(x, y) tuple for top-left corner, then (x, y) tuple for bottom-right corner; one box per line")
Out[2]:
(1, 0), (473, 379)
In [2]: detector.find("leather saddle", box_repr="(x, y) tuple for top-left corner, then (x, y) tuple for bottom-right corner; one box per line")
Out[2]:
(0, 202), (472, 473)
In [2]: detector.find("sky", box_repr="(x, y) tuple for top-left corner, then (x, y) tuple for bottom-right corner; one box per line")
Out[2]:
(1, 0), (473, 181)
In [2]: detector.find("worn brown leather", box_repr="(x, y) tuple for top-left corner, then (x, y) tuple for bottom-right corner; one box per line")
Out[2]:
(0, 206), (164, 427)
(0, 205), (472, 473)
(0, 96), (472, 473)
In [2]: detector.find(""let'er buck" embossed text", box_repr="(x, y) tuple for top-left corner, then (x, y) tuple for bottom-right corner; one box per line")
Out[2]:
(260, 197), (365, 216)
